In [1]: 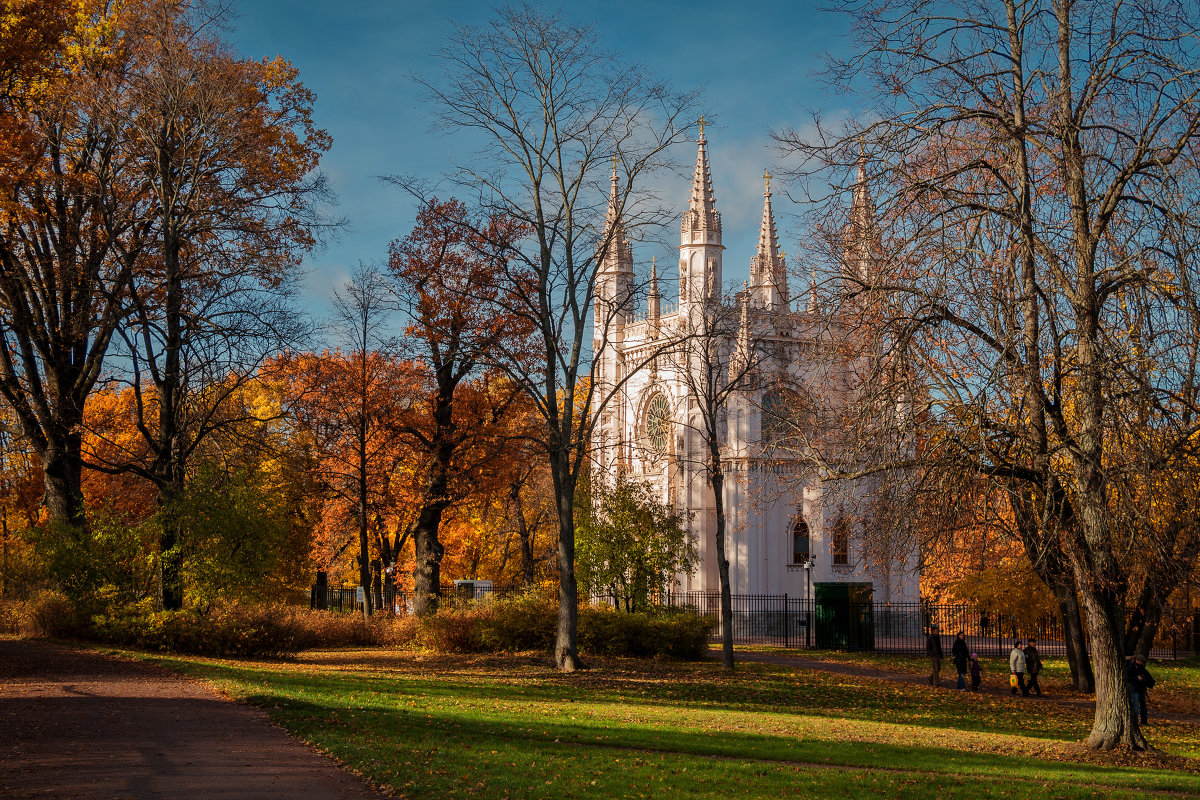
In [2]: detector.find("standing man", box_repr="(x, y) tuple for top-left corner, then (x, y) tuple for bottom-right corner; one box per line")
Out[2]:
(1024, 637), (1043, 696)
(1009, 639), (1028, 696)
(952, 630), (970, 690)
(926, 624), (943, 686)
(1126, 654), (1152, 726)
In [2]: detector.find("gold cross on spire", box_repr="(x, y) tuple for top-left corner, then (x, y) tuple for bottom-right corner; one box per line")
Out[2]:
(780, 248), (787, 262)
(698, 115), (707, 138)
(763, 169), (772, 193)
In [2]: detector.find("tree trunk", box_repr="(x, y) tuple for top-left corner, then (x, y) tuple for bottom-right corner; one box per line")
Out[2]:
(158, 224), (186, 611)
(1074, 573), (1145, 750)
(550, 449), (583, 672)
(39, 438), (86, 536)
(511, 480), (536, 586)
(412, 501), (448, 616)
(1065, 490), (1145, 749)
(1053, 579), (1094, 692)
(710, 438), (734, 670)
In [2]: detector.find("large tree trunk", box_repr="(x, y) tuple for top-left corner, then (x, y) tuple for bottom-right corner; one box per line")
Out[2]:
(550, 448), (583, 672)
(412, 500), (448, 616)
(1073, 567), (1145, 750)
(39, 436), (86, 535)
(1068, 474), (1144, 748)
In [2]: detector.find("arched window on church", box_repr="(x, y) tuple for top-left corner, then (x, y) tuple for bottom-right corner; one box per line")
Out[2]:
(831, 516), (850, 565)
(760, 388), (803, 450)
(791, 517), (810, 564)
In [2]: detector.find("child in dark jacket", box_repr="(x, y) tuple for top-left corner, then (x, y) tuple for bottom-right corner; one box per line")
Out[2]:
(969, 653), (983, 691)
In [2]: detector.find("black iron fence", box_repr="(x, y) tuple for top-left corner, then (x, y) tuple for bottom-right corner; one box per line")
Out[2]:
(642, 592), (1194, 660)
(311, 582), (524, 614)
(310, 582), (1196, 660)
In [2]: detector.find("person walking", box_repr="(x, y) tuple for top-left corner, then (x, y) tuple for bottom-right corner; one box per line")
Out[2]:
(1126, 654), (1153, 726)
(1009, 639), (1028, 696)
(1024, 637), (1043, 696)
(969, 652), (983, 691)
(926, 624), (943, 686)
(952, 631), (970, 690)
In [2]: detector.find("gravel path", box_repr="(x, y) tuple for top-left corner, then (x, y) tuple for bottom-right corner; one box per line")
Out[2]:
(0, 638), (388, 799)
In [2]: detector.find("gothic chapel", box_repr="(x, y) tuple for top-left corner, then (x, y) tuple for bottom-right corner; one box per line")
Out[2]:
(591, 128), (919, 605)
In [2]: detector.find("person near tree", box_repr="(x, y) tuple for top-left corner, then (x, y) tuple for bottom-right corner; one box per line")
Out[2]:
(1009, 639), (1028, 696)
(952, 630), (970, 690)
(969, 652), (983, 691)
(1024, 637), (1044, 697)
(1126, 654), (1154, 726)
(926, 624), (943, 686)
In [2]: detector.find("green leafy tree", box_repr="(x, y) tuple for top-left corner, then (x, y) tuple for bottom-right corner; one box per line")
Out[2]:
(576, 473), (696, 613)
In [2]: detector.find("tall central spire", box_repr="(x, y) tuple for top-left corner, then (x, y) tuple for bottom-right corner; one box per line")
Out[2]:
(683, 120), (721, 238)
(749, 170), (788, 309)
(678, 121), (723, 314)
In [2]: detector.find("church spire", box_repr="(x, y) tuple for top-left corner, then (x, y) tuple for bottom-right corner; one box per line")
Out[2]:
(749, 170), (788, 309)
(679, 119), (723, 313)
(683, 118), (721, 240)
(596, 156), (634, 332)
(843, 156), (879, 288)
(600, 156), (633, 277)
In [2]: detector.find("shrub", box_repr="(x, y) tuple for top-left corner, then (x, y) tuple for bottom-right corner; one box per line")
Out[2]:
(416, 605), (486, 653)
(578, 606), (714, 659)
(87, 603), (315, 657)
(0, 592), (85, 642)
(0, 590), (86, 638)
(474, 593), (557, 652)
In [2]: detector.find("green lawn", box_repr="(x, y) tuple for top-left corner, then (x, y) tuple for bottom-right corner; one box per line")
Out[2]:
(130, 648), (1200, 799)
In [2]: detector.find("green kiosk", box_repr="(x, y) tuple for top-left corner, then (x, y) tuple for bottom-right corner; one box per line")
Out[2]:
(814, 582), (875, 650)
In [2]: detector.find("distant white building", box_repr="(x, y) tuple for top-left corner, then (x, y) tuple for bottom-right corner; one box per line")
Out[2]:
(591, 129), (919, 606)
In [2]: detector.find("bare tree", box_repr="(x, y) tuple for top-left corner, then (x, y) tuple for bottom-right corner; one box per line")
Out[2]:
(665, 288), (763, 668)
(418, 4), (697, 670)
(777, 0), (1200, 750)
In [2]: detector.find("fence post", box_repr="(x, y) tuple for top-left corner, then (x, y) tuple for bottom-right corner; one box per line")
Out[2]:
(784, 594), (789, 649)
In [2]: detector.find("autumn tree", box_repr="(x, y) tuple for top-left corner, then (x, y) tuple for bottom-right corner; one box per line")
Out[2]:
(778, 0), (1200, 749)
(420, 4), (697, 671)
(387, 198), (530, 614)
(273, 266), (408, 617)
(0, 2), (144, 535)
(95, 0), (328, 609)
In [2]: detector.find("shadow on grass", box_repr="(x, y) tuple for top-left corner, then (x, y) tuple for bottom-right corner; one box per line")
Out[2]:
(239, 691), (1198, 798)
(169, 653), (1096, 743)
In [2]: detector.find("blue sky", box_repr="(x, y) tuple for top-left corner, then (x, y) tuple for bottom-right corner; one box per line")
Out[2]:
(229, 1), (855, 323)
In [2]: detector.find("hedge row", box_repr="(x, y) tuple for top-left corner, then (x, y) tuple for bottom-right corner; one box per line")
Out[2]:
(0, 590), (715, 660)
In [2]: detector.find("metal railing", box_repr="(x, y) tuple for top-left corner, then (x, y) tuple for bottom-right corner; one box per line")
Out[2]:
(309, 582), (1196, 660)
(597, 592), (1194, 660)
(310, 583), (524, 615)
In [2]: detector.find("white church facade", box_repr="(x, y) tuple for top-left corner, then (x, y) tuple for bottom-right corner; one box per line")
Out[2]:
(591, 129), (920, 607)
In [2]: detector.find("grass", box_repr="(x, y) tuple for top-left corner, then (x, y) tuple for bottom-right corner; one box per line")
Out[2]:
(122, 647), (1200, 799)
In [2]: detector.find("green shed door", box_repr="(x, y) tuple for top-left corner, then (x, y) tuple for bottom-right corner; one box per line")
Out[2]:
(814, 582), (874, 651)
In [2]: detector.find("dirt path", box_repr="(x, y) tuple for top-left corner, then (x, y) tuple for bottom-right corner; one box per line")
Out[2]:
(0, 638), (388, 799)
(715, 647), (1200, 726)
